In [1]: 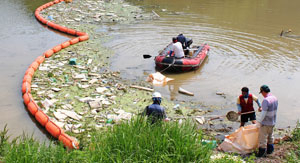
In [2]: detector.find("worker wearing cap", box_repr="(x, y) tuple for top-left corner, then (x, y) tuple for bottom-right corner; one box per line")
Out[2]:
(256, 85), (278, 157)
(143, 92), (169, 124)
(237, 87), (262, 127)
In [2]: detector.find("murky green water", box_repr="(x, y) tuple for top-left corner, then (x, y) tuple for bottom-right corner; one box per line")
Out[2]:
(108, 0), (300, 128)
(0, 0), (299, 140)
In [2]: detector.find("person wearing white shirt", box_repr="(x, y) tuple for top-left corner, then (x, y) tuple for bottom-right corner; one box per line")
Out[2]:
(171, 37), (184, 59)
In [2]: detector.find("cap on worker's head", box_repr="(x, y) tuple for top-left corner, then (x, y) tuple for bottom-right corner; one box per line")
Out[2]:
(260, 85), (270, 93)
(241, 87), (249, 93)
(152, 92), (162, 98)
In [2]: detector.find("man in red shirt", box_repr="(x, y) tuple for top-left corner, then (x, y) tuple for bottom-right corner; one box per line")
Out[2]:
(237, 87), (262, 127)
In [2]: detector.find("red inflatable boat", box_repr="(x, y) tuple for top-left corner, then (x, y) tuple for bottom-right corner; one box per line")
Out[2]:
(154, 44), (210, 72)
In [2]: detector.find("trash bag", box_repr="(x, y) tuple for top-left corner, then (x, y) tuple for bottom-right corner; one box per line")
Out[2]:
(147, 72), (174, 86)
(218, 124), (259, 154)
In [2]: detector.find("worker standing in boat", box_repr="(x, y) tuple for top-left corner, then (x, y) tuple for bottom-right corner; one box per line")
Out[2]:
(237, 87), (261, 127)
(143, 92), (169, 124)
(171, 37), (185, 59)
(177, 33), (193, 49)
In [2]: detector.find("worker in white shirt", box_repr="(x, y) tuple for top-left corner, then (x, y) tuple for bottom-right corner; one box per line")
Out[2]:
(171, 37), (184, 59)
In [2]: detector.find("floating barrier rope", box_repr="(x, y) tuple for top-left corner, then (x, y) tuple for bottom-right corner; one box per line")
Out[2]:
(22, 0), (90, 149)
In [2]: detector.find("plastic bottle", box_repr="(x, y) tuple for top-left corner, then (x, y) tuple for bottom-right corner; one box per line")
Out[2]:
(201, 140), (217, 149)
(106, 119), (113, 124)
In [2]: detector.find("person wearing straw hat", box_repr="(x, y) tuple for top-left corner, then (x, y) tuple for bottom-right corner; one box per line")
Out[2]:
(237, 87), (262, 127)
(256, 85), (278, 157)
(143, 92), (169, 124)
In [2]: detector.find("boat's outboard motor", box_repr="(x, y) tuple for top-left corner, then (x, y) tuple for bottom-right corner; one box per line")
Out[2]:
(186, 38), (193, 48)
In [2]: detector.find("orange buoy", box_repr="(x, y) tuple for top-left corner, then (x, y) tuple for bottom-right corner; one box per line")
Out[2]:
(58, 26), (68, 33)
(29, 61), (39, 71)
(23, 93), (32, 105)
(40, 5), (45, 10)
(35, 11), (39, 17)
(25, 67), (35, 77)
(22, 82), (31, 94)
(44, 3), (50, 8)
(44, 49), (54, 58)
(70, 38), (80, 45)
(35, 56), (45, 64)
(46, 2), (53, 7)
(37, 7), (43, 11)
(59, 133), (79, 149)
(39, 17), (48, 24)
(53, 45), (62, 53)
(54, 0), (60, 4)
(23, 74), (32, 85)
(76, 31), (86, 36)
(35, 110), (49, 126)
(61, 41), (71, 49)
(35, 14), (41, 21)
(45, 121), (62, 138)
(51, 23), (61, 30)
(67, 29), (77, 35)
(79, 35), (89, 42)
(47, 21), (55, 28)
(27, 101), (38, 116)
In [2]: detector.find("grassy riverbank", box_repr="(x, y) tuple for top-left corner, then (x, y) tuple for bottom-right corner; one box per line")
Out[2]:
(1, 122), (299, 162)
(0, 118), (248, 162)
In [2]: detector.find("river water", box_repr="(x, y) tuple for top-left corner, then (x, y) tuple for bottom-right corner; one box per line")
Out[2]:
(0, 0), (299, 139)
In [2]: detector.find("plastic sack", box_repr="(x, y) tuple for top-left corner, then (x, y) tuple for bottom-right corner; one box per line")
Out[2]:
(147, 72), (174, 86)
(218, 124), (259, 154)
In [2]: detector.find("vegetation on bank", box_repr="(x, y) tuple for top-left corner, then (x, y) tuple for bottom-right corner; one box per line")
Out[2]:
(0, 118), (247, 163)
(285, 122), (300, 162)
(2, 120), (299, 162)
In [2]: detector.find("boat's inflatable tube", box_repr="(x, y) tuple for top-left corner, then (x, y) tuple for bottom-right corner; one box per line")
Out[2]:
(21, 0), (91, 149)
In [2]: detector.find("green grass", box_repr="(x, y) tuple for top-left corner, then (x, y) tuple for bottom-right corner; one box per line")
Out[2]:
(285, 121), (300, 162)
(87, 117), (212, 162)
(0, 118), (217, 163)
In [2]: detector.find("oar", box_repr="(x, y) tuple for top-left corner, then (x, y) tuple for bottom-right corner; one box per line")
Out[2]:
(143, 54), (152, 59)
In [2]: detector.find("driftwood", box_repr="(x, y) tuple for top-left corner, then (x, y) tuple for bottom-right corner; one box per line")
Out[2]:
(171, 116), (206, 125)
(171, 116), (205, 119)
(130, 85), (154, 92)
(152, 10), (160, 18)
(178, 87), (194, 96)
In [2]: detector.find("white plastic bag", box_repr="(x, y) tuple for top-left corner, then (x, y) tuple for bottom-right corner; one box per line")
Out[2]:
(146, 72), (174, 86)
